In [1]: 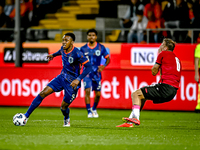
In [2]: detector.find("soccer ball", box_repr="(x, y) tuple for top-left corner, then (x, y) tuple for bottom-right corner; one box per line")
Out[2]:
(13, 113), (27, 126)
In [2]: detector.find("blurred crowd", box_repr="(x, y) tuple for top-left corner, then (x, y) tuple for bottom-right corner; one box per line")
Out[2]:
(120, 0), (200, 43)
(1, 0), (200, 43)
(0, 0), (62, 42)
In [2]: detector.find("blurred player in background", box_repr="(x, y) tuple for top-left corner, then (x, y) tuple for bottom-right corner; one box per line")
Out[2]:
(194, 43), (200, 113)
(117, 38), (181, 127)
(24, 33), (92, 127)
(80, 29), (110, 118)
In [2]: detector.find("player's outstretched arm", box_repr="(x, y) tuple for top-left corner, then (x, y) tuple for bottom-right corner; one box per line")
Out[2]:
(46, 50), (61, 61)
(98, 65), (105, 72)
(46, 54), (54, 61)
(70, 62), (92, 89)
(98, 57), (110, 72)
(70, 79), (80, 90)
(151, 63), (160, 76)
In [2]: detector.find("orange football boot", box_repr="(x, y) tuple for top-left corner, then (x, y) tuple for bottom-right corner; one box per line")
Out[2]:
(122, 117), (140, 125)
(116, 123), (133, 127)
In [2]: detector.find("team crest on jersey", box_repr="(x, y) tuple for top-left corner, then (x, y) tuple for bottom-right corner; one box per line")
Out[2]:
(95, 50), (101, 56)
(68, 57), (74, 63)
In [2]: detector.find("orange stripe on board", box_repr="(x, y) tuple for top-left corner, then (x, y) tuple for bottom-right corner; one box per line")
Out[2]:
(0, 43), (121, 54)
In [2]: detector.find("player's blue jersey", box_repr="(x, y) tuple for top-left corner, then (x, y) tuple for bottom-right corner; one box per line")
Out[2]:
(80, 42), (109, 80)
(53, 46), (89, 83)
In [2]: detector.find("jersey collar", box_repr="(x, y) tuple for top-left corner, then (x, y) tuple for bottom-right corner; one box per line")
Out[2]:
(63, 45), (74, 54)
(87, 42), (97, 49)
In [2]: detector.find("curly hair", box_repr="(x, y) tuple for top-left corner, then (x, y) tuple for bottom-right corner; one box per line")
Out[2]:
(64, 32), (75, 41)
(87, 29), (98, 35)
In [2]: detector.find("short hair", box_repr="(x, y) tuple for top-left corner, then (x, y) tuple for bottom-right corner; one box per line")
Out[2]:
(136, 10), (143, 15)
(64, 32), (75, 41)
(87, 29), (98, 35)
(163, 38), (176, 51)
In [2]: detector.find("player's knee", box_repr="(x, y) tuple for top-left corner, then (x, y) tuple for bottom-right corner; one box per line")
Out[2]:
(61, 101), (69, 110)
(85, 89), (90, 96)
(39, 91), (47, 98)
(131, 90), (140, 99)
(61, 105), (68, 110)
(131, 91), (136, 99)
(61, 105), (65, 110)
(95, 92), (101, 98)
(131, 92), (134, 98)
(39, 86), (53, 98)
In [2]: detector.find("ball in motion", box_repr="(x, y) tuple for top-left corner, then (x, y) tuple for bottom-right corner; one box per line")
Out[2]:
(13, 113), (27, 126)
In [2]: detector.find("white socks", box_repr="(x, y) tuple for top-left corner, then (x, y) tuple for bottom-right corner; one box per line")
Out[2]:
(129, 105), (140, 120)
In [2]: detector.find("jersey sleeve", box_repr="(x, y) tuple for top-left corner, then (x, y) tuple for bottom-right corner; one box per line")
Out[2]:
(76, 49), (91, 81)
(195, 44), (200, 58)
(101, 45), (109, 58)
(80, 47), (84, 54)
(52, 49), (61, 57)
(77, 49), (89, 65)
(156, 51), (164, 65)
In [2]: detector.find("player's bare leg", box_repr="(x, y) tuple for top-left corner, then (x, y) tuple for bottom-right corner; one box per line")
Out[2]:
(195, 84), (200, 113)
(85, 88), (93, 117)
(39, 86), (54, 98)
(94, 91), (101, 104)
(131, 89), (145, 106)
(61, 101), (70, 127)
(117, 89), (145, 127)
(91, 91), (100, 118)
(124, 89), (146, 125)
(25, 86), (54, 118)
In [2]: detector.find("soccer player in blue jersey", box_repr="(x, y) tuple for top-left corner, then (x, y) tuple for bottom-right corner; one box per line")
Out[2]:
(23, 33), (92, 127)
(80, 29), (110, 118)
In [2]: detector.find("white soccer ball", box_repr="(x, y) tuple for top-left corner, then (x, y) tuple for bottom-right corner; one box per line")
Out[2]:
(13, 113), (27, 126)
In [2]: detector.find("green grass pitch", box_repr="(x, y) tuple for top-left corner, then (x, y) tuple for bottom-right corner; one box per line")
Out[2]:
(0, 107), (200, 150)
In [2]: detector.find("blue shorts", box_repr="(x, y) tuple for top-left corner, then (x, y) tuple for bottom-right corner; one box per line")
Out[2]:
(47, 74), (78, 104)
(83, 76), (101, 91)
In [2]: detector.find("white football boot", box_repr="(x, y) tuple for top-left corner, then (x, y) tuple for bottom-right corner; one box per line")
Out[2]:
(88, 112), (93, 118)
(91, 108), (99, 118)
(63, 118), (70, 127)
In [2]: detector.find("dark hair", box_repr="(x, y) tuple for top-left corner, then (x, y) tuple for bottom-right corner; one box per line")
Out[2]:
(163, 38), (176, 51)
(64, 32), (75, 41)
(87, 29), (98, 35)
(136, 10), (143, 15)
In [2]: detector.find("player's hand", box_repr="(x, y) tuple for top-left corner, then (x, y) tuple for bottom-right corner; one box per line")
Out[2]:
(158, 42), (165, 53)
(46, 54), (54, 62)
(70, 79), (80, 89)
(195, 74), (199, 83)
(158, 46), (162, 54)
(98, 65), (105, 72)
